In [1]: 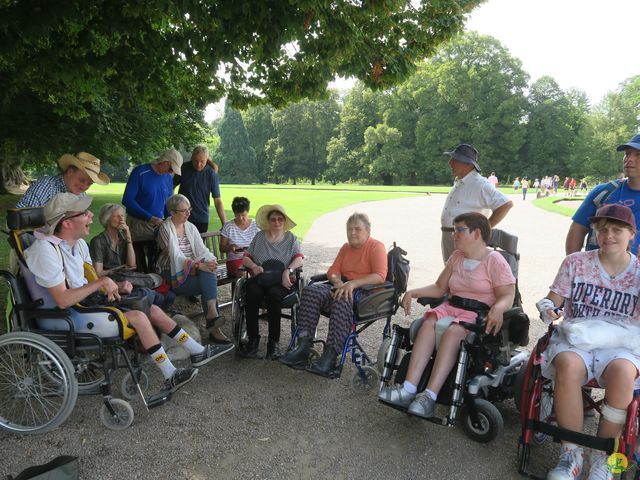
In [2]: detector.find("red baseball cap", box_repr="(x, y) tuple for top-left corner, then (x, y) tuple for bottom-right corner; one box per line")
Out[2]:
(588, 204), (636, 231)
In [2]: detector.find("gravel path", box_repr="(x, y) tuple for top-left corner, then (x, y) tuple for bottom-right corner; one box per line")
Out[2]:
(1, 193), (575, 479)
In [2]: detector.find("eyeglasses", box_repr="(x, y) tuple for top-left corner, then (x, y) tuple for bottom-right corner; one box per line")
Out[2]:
(65, 210), (90, 220)
(453, 226), (469, 234)
(174, 207), (192, 214)
(269, 216), (285, 223)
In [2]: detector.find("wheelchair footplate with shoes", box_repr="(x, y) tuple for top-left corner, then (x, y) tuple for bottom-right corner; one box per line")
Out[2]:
(378, 295), (530, 442)
(0, 207), (169, 435)
(283, 243), (410, 394)
(516, 323), (640, 479)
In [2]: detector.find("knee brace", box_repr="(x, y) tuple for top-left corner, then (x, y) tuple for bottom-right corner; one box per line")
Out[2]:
(601, 403), (627, 425)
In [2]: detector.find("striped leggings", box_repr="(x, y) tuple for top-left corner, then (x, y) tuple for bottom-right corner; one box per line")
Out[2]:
(297, 282), (354, 353)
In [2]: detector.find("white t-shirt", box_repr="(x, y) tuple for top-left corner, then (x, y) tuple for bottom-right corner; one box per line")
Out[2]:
(441, 171), (510, 227)
(221, 219), (260, 260)
(24, 233), (91, 289)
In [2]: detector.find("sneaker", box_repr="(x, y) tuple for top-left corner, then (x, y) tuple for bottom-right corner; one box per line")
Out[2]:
(407, 392), (436, 419)
(547, 447), (584, 480)
(163, 367), (198, 393)
(377, 385), (415, 408)
(191, 343), (235, 367)
(587, 451), (613, 480)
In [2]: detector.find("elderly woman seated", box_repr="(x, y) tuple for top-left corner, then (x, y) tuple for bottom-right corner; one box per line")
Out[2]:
(219, 196), (260, 278)
(240, 204), (304, 360)
(89, 203), (170, 308)
(156, 193), (234, 349)
(280, 213), (387, 377)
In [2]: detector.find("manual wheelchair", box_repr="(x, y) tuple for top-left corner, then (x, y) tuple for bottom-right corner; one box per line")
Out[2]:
(516, 324), (640, 479)
(377, 229), (530, 442)
(284, 243), (409, 393)
(0, 207), (167, 435)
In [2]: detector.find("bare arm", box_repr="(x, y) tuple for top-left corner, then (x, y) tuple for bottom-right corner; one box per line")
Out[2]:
(565, 222), (588, 255)
(485, 284), (516, 335)
(214, 197), (226, 225)
(47, 277), (119, 309)
(219, 235), (236, 254)
(331, 272), (384, 301)
(400, 264), (452, 315)
(488, 200), (513, 227)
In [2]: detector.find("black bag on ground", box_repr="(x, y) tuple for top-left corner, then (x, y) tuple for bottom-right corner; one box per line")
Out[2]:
(8, 455), (79, 480)
(387, 243), (410, 295)
(257, 259), (285, 287)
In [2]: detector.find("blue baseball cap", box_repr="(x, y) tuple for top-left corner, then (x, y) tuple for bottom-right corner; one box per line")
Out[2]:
(616, 133), (640, 152)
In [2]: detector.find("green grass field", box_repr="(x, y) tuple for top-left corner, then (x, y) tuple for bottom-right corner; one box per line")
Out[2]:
(532, 194), (582, 217)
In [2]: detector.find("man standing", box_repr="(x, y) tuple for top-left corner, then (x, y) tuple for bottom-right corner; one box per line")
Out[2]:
(122, 148), (182, 272)
(565, 134), (640, 255)
(24, 193), (233, 398)
(17, 152), (110, 208)
(440, 144), (513, 262)
(487, 171), (499, 189)
(174, 145), (226, 233)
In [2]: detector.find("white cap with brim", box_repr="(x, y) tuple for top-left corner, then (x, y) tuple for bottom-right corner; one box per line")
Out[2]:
(58, 152), (110, 185)
(158, 148), (183, 176)
(39, 193), (93, 236)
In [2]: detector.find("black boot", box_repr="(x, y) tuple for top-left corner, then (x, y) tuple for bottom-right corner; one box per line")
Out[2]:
(239, 336), (262, 359)
(279, 337), (313, 370)
(266, 340), (281, 360)
(307, 346), (338, 377)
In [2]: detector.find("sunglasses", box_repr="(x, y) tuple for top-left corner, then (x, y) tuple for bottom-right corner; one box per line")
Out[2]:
(452, 226), (469, 234)
(269, 216), (285, 223)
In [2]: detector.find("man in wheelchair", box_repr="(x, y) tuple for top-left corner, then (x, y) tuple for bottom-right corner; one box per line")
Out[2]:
(534, 204), (640, 480)
(23, 193), (229, 398)
(378, 212), (515, 418)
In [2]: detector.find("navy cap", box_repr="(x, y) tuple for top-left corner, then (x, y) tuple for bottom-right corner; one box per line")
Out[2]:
(443, 144), (480, 172)
(616, 133), (640, 152)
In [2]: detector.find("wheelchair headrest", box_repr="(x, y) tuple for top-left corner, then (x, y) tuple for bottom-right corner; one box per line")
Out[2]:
(489, 228), (519, 278)
(7, 208), (46, 231)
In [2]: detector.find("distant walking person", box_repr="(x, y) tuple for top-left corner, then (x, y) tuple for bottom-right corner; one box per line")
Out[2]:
(487, 172), (499, 189)
(439, 143), (513, 263)
(521, 177), (529, 200)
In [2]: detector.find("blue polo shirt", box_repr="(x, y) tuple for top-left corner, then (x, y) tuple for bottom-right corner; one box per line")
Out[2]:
(176, 162), (221, 224)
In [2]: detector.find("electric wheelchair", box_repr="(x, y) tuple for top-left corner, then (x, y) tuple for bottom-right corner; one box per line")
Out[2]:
(377, 229), (530, 442)
(0, 207), (168, 435)
(516, 323), (640, 479)
(284, 243), (410, 393)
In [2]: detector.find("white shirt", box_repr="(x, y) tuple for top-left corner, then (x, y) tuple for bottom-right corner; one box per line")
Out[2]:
(24, 234), (92, 289)
(441, 170), (510, 227)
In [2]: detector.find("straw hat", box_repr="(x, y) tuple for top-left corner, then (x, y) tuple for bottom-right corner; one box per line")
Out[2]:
(58, 152), (110, 185)
(255, 204), (296, 231)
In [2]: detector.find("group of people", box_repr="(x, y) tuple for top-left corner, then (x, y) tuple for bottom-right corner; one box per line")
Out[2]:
(13, 133), (640, 479)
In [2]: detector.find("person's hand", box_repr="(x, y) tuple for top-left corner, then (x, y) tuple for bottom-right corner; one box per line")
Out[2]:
(250, 265), (264, 276)
(332, 281), (356, 301)
(535, 298), (560, 325)
(199, 260), (218, 273)
(117, 280), (133, 295)
(149, 216), (163, 227)
(282, 270), (293, 289)
(485, 307), (504, 335)
(118, 221), (132, 241)
(401, 292), (413, 315)
(102, 277), (121, 302)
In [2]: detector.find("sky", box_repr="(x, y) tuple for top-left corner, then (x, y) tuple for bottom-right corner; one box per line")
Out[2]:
(206, 0), (639, 121)
(465, 0), (639, 105)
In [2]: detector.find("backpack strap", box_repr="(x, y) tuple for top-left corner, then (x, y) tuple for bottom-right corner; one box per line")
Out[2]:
(593, 179), (623, 209)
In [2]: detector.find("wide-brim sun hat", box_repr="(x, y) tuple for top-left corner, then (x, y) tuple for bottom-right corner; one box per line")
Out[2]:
(616, 133), (640, 152)
(588, 204), (636, 232)
(39, 192), (93, 235)
(443, 143), (480, 172)
(255, 204), (297, 231)
(58, 152), (110, 185)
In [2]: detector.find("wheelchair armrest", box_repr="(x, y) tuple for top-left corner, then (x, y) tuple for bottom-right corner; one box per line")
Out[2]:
(359, 281), (394, 293)
(417, 296), (446, 307)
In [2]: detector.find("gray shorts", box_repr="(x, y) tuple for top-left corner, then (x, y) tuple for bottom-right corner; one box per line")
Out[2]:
(541, 331), (640, 388)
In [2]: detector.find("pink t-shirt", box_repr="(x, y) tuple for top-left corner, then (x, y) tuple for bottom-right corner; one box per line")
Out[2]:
(550, 250), (640, 326)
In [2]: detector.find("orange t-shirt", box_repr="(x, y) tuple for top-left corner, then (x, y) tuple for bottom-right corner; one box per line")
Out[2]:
(327, 237), (387, 282)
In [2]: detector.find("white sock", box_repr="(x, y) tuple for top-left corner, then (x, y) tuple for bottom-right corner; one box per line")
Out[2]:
(425, 389), (438, 401)
(150, 345), (177, 379)
(172, 329), (204, 355)
(402, 380), (417, 395)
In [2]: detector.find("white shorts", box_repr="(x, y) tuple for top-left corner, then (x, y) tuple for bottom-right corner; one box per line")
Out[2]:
(541, 330), (640, 388)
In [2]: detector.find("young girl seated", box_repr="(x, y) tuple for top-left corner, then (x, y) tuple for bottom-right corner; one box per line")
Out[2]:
(378, 212), (515, 418)
(536, 204), (640, 480)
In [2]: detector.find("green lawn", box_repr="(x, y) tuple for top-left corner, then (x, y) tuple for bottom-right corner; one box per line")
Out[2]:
(0, 183), (427, 270)
(532, 194), (582, 217)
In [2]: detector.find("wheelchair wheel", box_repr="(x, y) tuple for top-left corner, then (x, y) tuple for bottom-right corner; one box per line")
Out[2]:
(460, 399), (504, 443)
(121, 370), (150, 401)
(515, 360), (554, 446)
(0, 332), (78, 435)
(376, 337), (391, 375)
(75, 351), (106, 394)
(231, 277), (247, 346)
(351, 366), (379, 394)
(100, 398), (134, 430)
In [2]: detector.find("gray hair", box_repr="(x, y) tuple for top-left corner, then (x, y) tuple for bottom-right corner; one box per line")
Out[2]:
(191, 144), (209, 157)
(98, 203), (125, 228)
(166, 193), (190, 213)
(347, 212), (371, 230)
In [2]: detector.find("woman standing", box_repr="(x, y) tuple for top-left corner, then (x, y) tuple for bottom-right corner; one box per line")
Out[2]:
(240, 205), (304, 360)
(156, 194), (234, 348)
